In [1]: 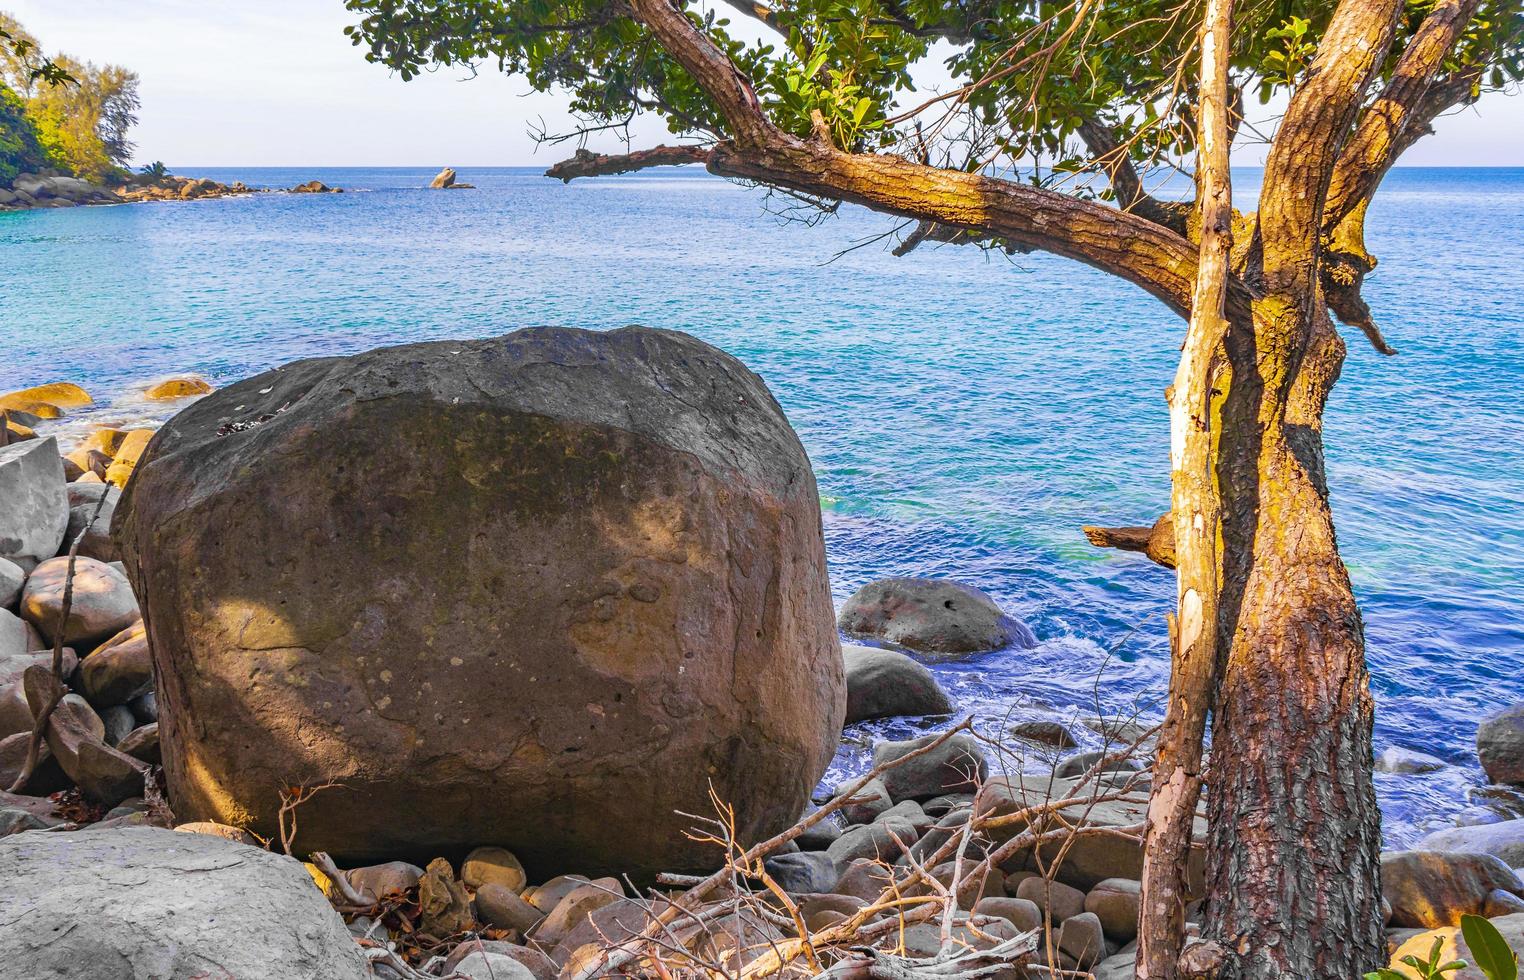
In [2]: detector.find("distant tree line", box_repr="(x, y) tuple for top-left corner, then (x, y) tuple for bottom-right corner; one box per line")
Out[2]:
(0, 12), (139, 184)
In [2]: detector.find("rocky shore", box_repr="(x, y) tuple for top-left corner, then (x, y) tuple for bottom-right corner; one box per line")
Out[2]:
(0, 169), (340, 212)
(2, 335), (1523, 979)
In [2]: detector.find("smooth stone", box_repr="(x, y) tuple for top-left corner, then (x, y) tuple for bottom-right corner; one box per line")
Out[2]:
(475, 882), (544, 933)
(20, 557), (139, 647)
(1485, 888), (1524, 917)
(838, 576), (1036, 655)
(0, 558), (22, 609)
(0, 608), (28, 661)
(0, 730), (68, 795)
(65, 482), (119, 510)
(794, 804), (843, 850)
(549, 898), (653, 967)
(1010, 718), (1080, 749)
(1381, 849), (1524, 928)
(875, 799), (933, 832)
(874, 732), (989, 801)
(835, 775), (892, 824)
(1417, 820), (1524, 878)
(826, 818), (920, 865)
(522, 873), (591, 914)
(0, 383), (91, 411)
(174, 821), (261, 846)
(1094, 950), (1139, 980)
(831, 858), (899, 902)
(1376, 746), (1448, 774)
(74, 739), (148, 807)
(0, 437), (68, 565)
(129, 690), (157, 724)
(65, 499), (118, 563)
(974, 896), (1042, 932)
(1016, 875), (1087, 922)
(1055, 749), (1143, 780)
(444, 941), (556, 980)
(1086, 877), (1142, 942)
(1479, 704), (1524, 786)
(0, 826), (371, 979)
(79, 621), (152, 707)
(346, 860), (424, 902)
(531, 881), (622, 948)
(763, 851), (838, 894)
(921, 859), (1003, 909)
(461, 845), (527, 892)
(117, 723), (160, 764)
(418, 856), (473, 935)
(841, 644), (952, 723)
(1, 647), (77, 737)
(99, 704), (136, 746)
(443, 951), (537, 980)
(921, 792), (975, 817)
(1058, 912), (1106, 970)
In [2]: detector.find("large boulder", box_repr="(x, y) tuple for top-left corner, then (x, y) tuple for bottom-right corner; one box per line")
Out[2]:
(1479, 705), (1524, 786)
(114, 326), (845, 875)
(1381, 850), (1524, 928)
(838, 577), (1035, 655)
(0, 826), (371, 980)
(20, 556), (139, 647)
(842, 644), (952, 723)
(0, 437), (68, 565)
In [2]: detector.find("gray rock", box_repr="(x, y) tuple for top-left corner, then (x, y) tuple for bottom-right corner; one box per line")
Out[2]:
(1058, 912), (1106, 970)
(99, 704), (136, 745)
(0, 608), (30, 660)
(522, 873), (591, 913)
(445, 941), (556, 980)
(1381, 850), (1524, 928)
(174, 821), (260, 846)
(874, 732), (989, 801)
(0, 558), (22, 609)
(1085, 877), (1141, 942)
(842, 644), (952, 723)
(452, 951), (536, 980)
(1376, 746), (1447, 774)
(117, 723), (160, 764)
(794, 804), (842, 850)
(475, 882), (544, 933)
(1479, 705), (1524, 786)
(1, 648), (77, 737)
(832, 857), (900, 902)
(0, 826), (371, 979)
(346, 860), (424, 901)
(129, 690), (157, 723)
(20, 557), (138, 648)
(1094, 950), (1138, 980)
(0, 731), (68, 795)
(1056, 749), (1143, 780)
(65, 499), (119, 563)
(1485, 888), (1524, 917)
(1010, 718), (1079, 748)
(838, 577), (1035, 655)
(973, 896), (1042, 932)
(114, 327), (845, 875)
(836, 776), (893, 824)
(826, 818), (920, 865)
(1016, 875), (1087, 922)
(531, 880), (623, 948)
(764, 850), (837, 893)
(551, 898), (653, 968)
(0, 437), (68, 565)
(1418, 819), (1524, 870)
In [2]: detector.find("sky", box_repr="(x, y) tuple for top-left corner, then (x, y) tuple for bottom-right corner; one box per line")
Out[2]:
(9, 0), (1523, 168)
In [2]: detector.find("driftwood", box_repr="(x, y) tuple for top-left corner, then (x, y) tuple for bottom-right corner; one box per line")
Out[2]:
(1082, 513), (1174, 569)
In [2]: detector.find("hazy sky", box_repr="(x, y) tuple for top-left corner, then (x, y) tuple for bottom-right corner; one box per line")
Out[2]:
(11, 0), (1523, 168)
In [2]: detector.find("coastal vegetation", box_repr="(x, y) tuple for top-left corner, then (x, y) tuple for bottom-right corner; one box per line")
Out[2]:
(343, 0), (1524, 976)
(0, 13), (139, 184)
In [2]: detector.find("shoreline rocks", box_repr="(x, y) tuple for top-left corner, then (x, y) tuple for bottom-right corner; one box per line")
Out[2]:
(1, 170), (343, 211)
(1479, 704), (1524, 786)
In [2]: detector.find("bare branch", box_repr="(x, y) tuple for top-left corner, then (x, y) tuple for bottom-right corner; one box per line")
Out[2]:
(546, 144), (714, 182)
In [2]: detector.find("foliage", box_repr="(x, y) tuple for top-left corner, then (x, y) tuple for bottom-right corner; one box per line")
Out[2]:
(343, 0), (1524, 187)
(0, 82), (47, 183)
(1365, 915), (1520, 980)
(139, 159), (167, 179)
(0, 16), (74, 92)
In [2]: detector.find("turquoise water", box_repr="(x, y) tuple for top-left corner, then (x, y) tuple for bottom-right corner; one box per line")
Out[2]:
(3, 166), (1521, 844)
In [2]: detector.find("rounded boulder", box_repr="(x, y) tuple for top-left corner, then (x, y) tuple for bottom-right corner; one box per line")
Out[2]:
(113, 326), (844, 876)
(837, 577), (1035, 655)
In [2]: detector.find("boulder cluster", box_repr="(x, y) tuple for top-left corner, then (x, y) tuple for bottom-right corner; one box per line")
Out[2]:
(0, 169), (341, 211)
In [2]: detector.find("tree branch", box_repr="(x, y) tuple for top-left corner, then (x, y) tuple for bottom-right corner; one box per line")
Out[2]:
(546, 144), (714, 181)
(1077, 118), (1190, 235)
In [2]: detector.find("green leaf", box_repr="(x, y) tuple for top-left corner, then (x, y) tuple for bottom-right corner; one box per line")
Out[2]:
(1461, 914), (1520, 980)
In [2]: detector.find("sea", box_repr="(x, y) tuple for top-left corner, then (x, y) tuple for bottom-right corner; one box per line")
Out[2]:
(3, 165), (1520, 846)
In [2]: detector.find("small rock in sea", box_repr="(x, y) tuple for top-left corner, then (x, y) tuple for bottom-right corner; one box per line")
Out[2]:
(474, 882), (544, 934)
(842, 644), (953, 723)
(1010, 717), (1080, 748)
(1376, 745), (1448, 774)
(1418, 818), (1524, 869)
(145, 377), (213, 400)
(838, 576), (1036, 655)
(874, 732), (989, 801)
(21, 557), (139, 647)
(0, 827), (371, 979)
(1085, 877), (1142, 942)
(430, 167), (457, 189)
(1056, 748), (1144, 780)
(0, 382), (93, 414)
(0, 437), (68, 565)
(418, 856), (474, 935)
(1479, 704), (1524, 786)
(1381, 849), (1524, 928)
(461, 845), (526, 892)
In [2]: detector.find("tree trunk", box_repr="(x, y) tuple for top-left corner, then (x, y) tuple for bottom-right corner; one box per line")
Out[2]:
(1137, 0), (1234, 974)
(1202, 302), (1384, 978)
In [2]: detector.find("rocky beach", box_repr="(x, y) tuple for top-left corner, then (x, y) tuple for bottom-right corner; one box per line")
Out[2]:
(2, 327), (1523, 978)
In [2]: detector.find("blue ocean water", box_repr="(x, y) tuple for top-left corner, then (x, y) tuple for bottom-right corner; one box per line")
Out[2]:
(3, 166), (1520, 845)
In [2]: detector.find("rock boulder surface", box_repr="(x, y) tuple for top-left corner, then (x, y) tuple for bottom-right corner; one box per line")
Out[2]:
(0, 437), (68, 564)
(838, 577), (1035, 655)
(114, 326), (844, 875)
(0, 826), (371, 980)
